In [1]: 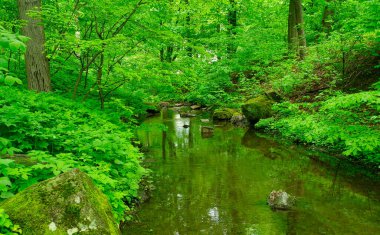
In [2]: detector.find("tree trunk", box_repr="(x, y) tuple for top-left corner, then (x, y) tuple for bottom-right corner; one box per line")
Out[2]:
(322, 0), (334, 35)
(227, 0), (237, 57)
(184, 0), (192, 57)
(288, 0), (298, 52)
(288, 0), (306, 60)
(97, 53), (105, 109)
(294, 0), (306, 60)
(18, 0), (51, 92)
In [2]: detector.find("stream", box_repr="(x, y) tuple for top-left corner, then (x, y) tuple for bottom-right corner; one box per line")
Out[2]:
(123, 108), (380, 234)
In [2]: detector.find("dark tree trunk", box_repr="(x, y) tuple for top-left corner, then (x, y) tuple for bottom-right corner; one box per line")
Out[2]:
(184, 0), (192, 57)
(288, 0), (298, 51)
(227, 0), (237, 57)
(97, 53), (105, 109)
(18, 0), (51, 92)
(288, 0), (306, 60)
(322, 0), (334, 35)
(294, 0), (306, 60)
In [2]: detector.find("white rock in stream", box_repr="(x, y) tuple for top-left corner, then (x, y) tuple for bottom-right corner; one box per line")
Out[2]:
(267, 190), (295, 210)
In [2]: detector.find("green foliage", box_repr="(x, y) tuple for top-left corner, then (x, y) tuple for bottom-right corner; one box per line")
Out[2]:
(257, 91), (380, 165)
(0, 208), (22, 235)
(0, 88), (145, 222)
(185, 71), (238, 107)
(0, 27), (26, 87)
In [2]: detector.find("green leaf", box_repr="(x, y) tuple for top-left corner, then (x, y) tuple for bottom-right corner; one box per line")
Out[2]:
(9, 41), (25, 52)
(0, 176), (12, 187)
(0, 159), (14, 166)
(114, 159), (124, 165)
(0, 36), (10, 49)
(16, 35), (29, 43)
(0, 57), (7, 69)
(4, 75), (17, 86)
(0, 137), (10, 146)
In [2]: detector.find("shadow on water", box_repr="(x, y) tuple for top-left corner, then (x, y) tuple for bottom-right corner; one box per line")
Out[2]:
(123, 110), (380, 235)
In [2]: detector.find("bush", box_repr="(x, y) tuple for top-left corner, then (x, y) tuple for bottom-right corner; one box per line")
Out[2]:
(257, 91), (380, 165)
(0, 87), (146, 222)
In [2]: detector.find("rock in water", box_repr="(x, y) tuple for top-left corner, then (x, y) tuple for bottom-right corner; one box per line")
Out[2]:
(213, 108), (236, 120)
(180, 113), (196, 118)
(242, 95), (274, 125)
(201, 126), (214, 138)
(267, 190), (295, 210)
(190, 105), (201, 110)
(0, 169), (120, 234)
(230, 113), (248, 127)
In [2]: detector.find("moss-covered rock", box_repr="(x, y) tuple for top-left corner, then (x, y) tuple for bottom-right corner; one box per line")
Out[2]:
(230, 113), (248, 127)
(242, 95), (274, 125)
(0, 169), (120, 235)
(213, 108), (237, 120)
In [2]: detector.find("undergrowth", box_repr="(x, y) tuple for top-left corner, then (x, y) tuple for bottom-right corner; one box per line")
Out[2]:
(257, 90), (380, 166)
(0, 87), (146, 223)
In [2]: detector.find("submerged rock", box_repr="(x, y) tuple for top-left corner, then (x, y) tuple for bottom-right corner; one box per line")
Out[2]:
(174, 103), (184, 107)
(200, 119), (210, 123)
(190, 105), (201, 110)
(267, 190), (295, 210)
(201, 126), (214, 138)
(242, 95), (274, 125)
(180, 113), (197, 118)
(0, 169), (120, 234)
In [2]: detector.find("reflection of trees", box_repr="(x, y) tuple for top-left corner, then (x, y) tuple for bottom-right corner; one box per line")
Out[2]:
(133, 113), (380, 234)
(189, 119), (194, 148)
(227, 155), (244, 234)
(241, 129), (292, 160)
(162, 130), (167, 159)
(162, 111), (195, 157)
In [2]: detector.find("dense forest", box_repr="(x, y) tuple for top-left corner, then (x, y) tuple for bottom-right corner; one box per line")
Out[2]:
(0, 0), (379, 234)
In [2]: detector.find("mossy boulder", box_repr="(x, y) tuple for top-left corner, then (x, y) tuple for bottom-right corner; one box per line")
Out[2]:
(213, 108), (237, 120)
(0, 169), (120, 235)
(241, 95), (274, 125)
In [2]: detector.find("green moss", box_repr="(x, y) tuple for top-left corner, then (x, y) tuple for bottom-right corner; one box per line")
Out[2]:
(0, 169), (120, 234)
(213, 108), (236, 120)
(242, 95), (274, 125)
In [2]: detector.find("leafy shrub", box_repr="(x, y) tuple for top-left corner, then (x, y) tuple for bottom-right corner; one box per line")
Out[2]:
(257, 91), (380, 165)
(0, 88), (146, 222)
(0, 27), (26, 87)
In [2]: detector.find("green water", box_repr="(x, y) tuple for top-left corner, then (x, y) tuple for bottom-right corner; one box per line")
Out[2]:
(123, 109), (380, 234)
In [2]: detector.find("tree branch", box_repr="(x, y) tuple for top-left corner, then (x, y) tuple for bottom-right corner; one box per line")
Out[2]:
(111, 0), (145, 37)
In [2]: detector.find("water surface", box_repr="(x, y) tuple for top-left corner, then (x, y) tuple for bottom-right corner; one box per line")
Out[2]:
(124, 109), (380, 234)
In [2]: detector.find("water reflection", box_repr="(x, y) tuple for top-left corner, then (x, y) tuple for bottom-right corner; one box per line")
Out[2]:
(208, 207), (220, 223)
(124, 111), (380, 235)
